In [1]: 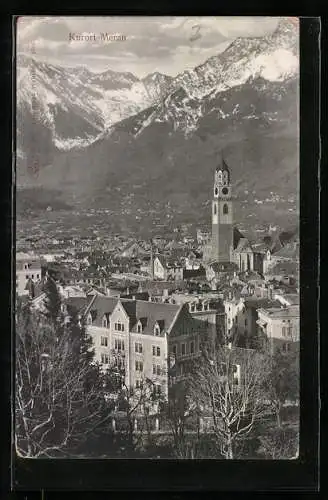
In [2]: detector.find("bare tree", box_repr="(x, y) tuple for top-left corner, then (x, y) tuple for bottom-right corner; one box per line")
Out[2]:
(162, 379), (200, 458)
(15, 300), (110, 458)
(258, 427), (299, 459)
(104, 362), (164, 456)
(262, 346), (299, 428)
(189, 343), (271, 459)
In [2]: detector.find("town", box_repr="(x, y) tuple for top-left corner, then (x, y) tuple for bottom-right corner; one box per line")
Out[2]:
(15, 158), (299, 459)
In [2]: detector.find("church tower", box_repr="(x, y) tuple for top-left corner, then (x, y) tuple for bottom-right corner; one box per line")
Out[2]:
(211, 158), (234, 262)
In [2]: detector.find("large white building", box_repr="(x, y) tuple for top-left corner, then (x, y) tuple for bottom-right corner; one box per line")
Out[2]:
(16, 252), (42, 296)
(65, 295), (211, 400)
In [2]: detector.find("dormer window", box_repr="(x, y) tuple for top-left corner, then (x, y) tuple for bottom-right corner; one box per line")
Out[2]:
(102, 315), (108, 328)
(154, 323), (160, 336)
(87, 313), (93, 325)
(137, 321), (142, 333)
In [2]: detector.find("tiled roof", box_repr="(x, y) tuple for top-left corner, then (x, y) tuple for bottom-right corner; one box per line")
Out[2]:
(16, 260), (42, 271)
(244, 297), (281, 310)
(235, 238), (253, 252)
(258, 305), (299, 318)
(85, 296), (119, 326)
(65, 296), (90, 315)
(120, 291), (150, 301)
(210, 262), (237, 273)
(84, 295), (181, 335)
(280, 293), (299, 305)
(138, 280), (187, 293)
(233, 227), (244, 249)
(239, 271), (263, 281)
(252, 242), (270, 253)
(273, 242), (299, 259)
(132, 300), (180, 335)
(268, 261), (298, 276)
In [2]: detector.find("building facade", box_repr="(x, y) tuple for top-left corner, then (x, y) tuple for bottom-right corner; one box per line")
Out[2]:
(256, 305), (300, 354)
(16, 253), (42, 296)
(79, 296), (210, 399)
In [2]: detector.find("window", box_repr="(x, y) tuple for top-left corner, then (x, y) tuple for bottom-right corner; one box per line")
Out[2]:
(135, 342), (143, 354)
(154, 325), (160, 336)
(152, 345), (160, 357)
(113, 357), (124, 369)
(181, 343), (186, 356)
(87, 314), (92, 325)
(283, 342), (290, 353)
(136, 379), (143, 389)
(245, 319), (248, 327)
(25, 275), (29, 280)
(135, 360), (143, 372)
(115, 321), (125, 332)
(214, 187), (218, 196)
(137, 323), (142, 333)
(153, 364), (161, 376)
(223, 203), (228, 215)
(114, 339), (125, 351)
(102, 317), (108, 328)
(153, 384), (161, 396)
(100, 336), (108, 347)
(213, 204), (217, 215)
(31, 274), (34, 279)
(282, 327), (286, 337)
(172, 345), (177, 356)
(190, 341), (194, 354)
(101, 353), (109, 364)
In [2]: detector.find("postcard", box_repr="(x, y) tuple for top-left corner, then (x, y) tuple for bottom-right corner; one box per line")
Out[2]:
(15, 16), (300, 461)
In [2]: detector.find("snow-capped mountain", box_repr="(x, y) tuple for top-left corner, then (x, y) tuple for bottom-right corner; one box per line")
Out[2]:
(16, 56), (174, 156)
(173, 18), (298, 102)
(116, 18), (299, 138)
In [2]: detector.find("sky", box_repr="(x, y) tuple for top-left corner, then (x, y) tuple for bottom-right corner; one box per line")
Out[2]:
(16, 16), (291, 78)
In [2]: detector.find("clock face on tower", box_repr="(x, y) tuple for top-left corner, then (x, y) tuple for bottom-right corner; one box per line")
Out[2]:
(222, 187), (229, 195)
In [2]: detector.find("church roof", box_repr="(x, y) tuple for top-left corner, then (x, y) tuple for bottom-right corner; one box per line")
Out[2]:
(235, 238), (253, 253)
(233, 227), (244, 249)
(216, 157), (230, 173)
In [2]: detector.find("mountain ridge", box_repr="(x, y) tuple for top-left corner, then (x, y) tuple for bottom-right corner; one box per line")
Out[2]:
(16, 18), (299, 227)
